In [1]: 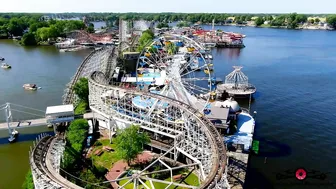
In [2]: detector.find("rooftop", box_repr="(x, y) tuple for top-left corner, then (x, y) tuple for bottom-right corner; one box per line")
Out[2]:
(46, 104), (74, 115)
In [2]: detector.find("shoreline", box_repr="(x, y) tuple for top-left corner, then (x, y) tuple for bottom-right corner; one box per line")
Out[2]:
(204, 23), (334, 31)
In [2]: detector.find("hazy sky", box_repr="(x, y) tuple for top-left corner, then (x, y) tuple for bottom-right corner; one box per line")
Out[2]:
(0, 0), (334, 14)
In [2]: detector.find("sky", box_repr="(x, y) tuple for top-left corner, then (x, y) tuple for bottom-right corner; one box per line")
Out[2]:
(0, 0), (334, 14)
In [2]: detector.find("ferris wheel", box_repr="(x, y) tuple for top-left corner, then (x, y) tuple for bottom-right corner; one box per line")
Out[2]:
(135, 34), (217, 112)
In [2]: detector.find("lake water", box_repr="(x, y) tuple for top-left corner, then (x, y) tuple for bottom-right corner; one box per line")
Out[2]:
(203, 25), (336, 189)
(0, 26), (336, 189)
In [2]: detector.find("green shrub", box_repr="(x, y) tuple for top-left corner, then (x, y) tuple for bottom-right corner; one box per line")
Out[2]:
(22, 170), (34, 189)
(94, 141), (102, 146)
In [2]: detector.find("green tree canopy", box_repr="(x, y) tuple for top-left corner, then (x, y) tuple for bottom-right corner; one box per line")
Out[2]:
(21, 33), (37, 46)
(62, 119), (89, 170)
(327, 15), (336, 29)
(22, 170), (34, 189)
(73, 78), (89, 103)
(137, 30), (155, 52)
(255, 17), (265, 26)
(156, 22), (169, 29)
(114, 125), (150, 165)
(176, 21), (190, 28)
(315, 18), (320, 23)
(36, 27), (51, 41)
(86, 23), (95, 33)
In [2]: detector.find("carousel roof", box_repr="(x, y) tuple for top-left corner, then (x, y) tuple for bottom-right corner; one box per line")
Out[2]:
(225, 66), (249, 86)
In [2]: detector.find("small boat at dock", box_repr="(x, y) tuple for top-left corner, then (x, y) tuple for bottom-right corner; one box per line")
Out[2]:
(8, 135), (16, 143)
(8, 130), (19, 143)
(1, 63), (11, 69)
(12, 129), (19, 136)
(23, 84), (39, 91)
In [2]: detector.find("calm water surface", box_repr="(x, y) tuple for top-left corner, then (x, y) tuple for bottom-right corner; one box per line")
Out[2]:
(0, 40), (90, 189)
(1, 27), (336, 189)
(204, 26), (336, 189)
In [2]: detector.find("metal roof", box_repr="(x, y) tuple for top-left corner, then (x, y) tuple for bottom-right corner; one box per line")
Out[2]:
(46, 104), (74, 115)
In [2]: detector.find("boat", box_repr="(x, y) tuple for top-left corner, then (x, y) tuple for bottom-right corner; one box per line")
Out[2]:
(8, 135), (16, 143)
(0, 57), (4, 61)
(23, 84), (38, 91)
(1, 63), (11, 69)
(8, 130), (18, 143)
(12, 129), (19, 136)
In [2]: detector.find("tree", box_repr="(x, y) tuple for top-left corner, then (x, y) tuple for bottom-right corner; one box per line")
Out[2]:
(326, 15), (336, 29)
(315, 18), (320, 23)
(309, 19), (315, 24)
(21, 33), (37, 46)
(36, 27), (50, 41)
(156, 22), (169, 29)
(176, 21), (190, 28)
(137, 30), (155, 52)
(62, 119), (89, 170)
(114, 125), (150, 165)
(73, 78), (89, 103)
(86, 23), (95, 33)
(254, 17), (264, 26)
(22, 171), (34, 189)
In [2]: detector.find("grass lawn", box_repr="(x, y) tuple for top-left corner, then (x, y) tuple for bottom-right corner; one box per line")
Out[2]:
(74, 100), (88, 115)
(90, 139), (122, 170)
(118, 173), (200, 189)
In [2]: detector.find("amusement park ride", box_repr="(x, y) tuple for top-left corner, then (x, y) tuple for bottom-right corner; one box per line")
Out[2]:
(26, 21), (255, 189)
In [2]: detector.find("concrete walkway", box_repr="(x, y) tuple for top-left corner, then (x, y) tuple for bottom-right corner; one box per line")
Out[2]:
(105, 151), (153, 188)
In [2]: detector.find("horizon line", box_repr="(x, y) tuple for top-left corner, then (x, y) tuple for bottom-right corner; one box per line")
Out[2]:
(0, 11), (334, 15)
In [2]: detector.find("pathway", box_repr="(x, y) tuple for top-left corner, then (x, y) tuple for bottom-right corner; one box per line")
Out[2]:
(105, 151), (154, 188)
(0, 118), (47, 130)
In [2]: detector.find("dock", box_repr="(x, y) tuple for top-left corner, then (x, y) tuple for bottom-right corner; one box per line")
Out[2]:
(216, 43), (245, 48)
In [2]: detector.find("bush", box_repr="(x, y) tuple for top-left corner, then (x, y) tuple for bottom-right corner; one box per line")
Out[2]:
(94, 165), (107, 177)
(74, 101), (88, 115)
(22, 170), (34, 189)
(21, 33), (37, 46)
(94, 141), (102, 146)
(62, 119), (89, 171)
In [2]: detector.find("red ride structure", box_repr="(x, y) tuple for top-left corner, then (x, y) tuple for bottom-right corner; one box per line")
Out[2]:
(66, 30), (114, 44)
